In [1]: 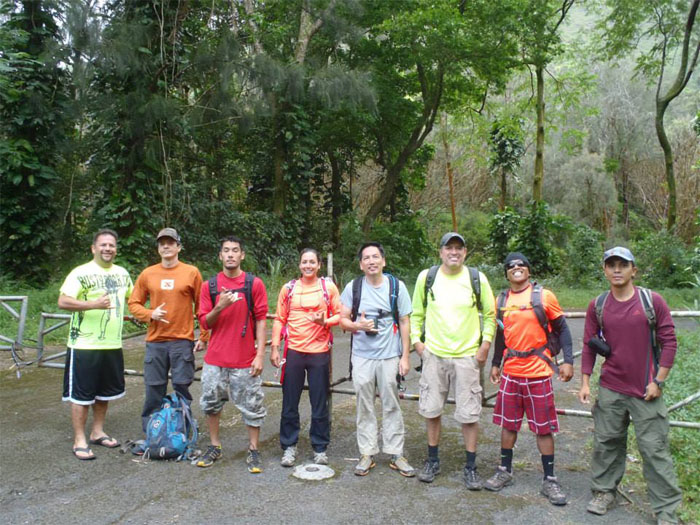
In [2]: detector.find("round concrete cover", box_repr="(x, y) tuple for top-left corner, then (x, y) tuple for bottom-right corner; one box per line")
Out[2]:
(291, 464), (335, 480)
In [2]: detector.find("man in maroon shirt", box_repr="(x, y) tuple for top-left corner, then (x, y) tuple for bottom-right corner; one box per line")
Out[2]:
(195, 236), (269, 472)
(578, 247), (681, 525)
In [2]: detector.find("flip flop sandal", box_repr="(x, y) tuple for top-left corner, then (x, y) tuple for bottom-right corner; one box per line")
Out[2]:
(89, 435), (120, 448)
(73, 446), (96, 460)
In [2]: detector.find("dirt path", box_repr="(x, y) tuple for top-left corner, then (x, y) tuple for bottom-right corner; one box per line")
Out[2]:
(0, 320), (659, 524)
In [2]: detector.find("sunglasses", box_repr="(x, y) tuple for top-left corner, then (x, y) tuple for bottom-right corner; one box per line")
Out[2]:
(506, 261), (527, 270)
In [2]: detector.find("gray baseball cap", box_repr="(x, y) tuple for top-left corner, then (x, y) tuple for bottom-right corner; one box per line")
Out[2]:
(603, 246), (635, 264)
(439, 232), (466, 248)
(157, 227), (181, 244)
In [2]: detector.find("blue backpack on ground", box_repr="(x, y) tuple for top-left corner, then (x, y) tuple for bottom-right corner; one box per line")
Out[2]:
(143, 392), (198, 460)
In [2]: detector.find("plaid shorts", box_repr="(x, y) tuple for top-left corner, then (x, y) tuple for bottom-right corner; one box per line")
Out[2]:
(492, 374), (558, 435)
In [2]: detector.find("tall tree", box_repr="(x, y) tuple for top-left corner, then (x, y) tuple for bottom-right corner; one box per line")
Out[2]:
(489, 118), (525, 211)
(513, 0), (576, 202)
(0, 0), (70, 280)
(357, 0), (521, 231)
(598, 0), (700, 230)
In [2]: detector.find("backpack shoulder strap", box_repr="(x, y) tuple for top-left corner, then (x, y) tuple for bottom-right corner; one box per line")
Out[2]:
(319, 277), (331, 306)
(239, 272), (256, 338)
(468, 267), (482, 311)
(638, 287), (660, 364)
(496, 290), (508, 329)
(638, 287), (656, 328)
(283, 279), (297, 306)
(530, 283), (549, 334)
(423, 265), (440, 309)
(244, 272), (255, 318)
(208, 275), (219, 304)
(386, 273), (400, 325)
(594, 291), (610, 334)
(351, 277), (363, 321)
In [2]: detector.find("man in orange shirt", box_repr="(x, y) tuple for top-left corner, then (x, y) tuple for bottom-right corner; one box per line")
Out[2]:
(128, 228), (206, 435)
(485, 252), (574, 505)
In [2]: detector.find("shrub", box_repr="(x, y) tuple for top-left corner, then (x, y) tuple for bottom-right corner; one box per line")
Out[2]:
(633, 230), (697, 288)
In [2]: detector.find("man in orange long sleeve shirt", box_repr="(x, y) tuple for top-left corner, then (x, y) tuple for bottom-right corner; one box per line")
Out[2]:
(128, 228), (206, 434)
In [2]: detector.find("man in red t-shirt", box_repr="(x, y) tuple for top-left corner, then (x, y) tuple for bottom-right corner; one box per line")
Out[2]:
(578, 247), (681, 523)
(195, 236), (268, 473)
(486, 252), (574, 505)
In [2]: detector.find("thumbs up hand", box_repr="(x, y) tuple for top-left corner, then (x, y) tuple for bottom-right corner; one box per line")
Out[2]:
(356, 311), (378, 334)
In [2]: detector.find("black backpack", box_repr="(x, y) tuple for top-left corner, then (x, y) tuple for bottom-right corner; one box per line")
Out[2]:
(420, 265), (482, 343)
(207, 272), (256, 338)
(495, 283), (561, 372)
(594, 287), (659, 369)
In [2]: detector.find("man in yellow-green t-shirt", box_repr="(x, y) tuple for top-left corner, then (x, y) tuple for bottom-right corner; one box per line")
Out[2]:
(410, 232), (496, 489)
(58, 229), (133, 460)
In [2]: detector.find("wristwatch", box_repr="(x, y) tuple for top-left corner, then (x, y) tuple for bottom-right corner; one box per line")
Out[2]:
(653, 378), (665, 389)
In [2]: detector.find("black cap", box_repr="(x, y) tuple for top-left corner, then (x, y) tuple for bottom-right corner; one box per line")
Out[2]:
(504, 252), (531, 276)
(439, 232), (466, 248)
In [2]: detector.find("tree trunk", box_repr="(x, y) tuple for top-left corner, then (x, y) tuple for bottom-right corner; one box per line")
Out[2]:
(655, 101), (676, 230)
(653, 0), (699, 230)
(620, 159), (629, 233)
(328, 149), (342, 250)
(361, 65), (444, 232)
(533, 64), (545, 202)
(500, 166), (507, 211)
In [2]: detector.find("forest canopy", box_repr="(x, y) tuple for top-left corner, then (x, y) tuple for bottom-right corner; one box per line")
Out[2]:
(1, 0), (698, 285)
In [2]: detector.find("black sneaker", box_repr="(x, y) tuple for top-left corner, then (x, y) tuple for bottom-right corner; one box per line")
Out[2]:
(463, 466), (483, 491)
(196, 445), (222, 468)
(247, 449), (263, 474)
(418, 459), (440, 483)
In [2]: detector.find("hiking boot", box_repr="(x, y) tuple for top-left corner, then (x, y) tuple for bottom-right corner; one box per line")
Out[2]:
(541, 476), (567, 505)
(313, 451), (329, 465)
(389, 455), (415, 477)
(196, 445), (222, 468)
(246, 449), (262, 474)
(354, 455), (376, 476)
(280, 446), (297, 468)
(586, 491), (615, 515)
(418, 459), (440, 483)
(463, 466), (484, 491)
(484, 466), (513, 492)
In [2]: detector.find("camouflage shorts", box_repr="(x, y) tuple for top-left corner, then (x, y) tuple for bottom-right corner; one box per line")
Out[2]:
(199, 363), (266, 427)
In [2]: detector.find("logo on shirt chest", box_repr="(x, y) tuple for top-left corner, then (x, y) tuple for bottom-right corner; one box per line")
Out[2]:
(160, 279), (175, 290)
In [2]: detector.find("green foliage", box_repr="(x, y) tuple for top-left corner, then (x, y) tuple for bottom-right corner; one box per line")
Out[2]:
(514, 201), (559, 275)
(633, 230), (699, 288)
(0, 2), (70, 282)
(489, 202), (560, 275)
(488, 207), (521, 263)
(489, 119), (525, 174)
(560, 223), (607, 287)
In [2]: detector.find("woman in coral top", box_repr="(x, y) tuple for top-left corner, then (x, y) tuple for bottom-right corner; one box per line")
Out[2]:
(271, 248), (341, 468)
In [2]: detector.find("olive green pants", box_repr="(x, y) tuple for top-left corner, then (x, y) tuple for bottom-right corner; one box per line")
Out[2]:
(591, 386), (682, 522)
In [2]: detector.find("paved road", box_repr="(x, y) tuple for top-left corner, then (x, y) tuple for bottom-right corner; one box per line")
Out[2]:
(2, 318), (685, 524)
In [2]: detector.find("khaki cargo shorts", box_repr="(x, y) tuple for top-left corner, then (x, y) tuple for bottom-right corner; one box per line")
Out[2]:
(418, 348), (482, 424)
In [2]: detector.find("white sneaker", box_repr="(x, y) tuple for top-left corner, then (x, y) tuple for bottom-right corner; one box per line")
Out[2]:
(280, 446), (297, 467)
(313, 451), (329, 465)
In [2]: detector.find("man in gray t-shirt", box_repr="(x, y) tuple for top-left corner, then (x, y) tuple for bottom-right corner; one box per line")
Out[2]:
(340, 242), (415, 478)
